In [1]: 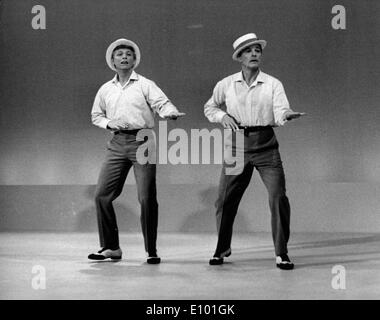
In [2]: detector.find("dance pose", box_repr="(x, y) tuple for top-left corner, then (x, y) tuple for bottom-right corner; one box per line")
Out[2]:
(88, 38), (184, 263)
(204, 33), (305, 269)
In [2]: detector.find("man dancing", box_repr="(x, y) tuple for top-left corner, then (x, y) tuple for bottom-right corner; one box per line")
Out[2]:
(89, 38), (184, 264)
(204, 33), (305, 269)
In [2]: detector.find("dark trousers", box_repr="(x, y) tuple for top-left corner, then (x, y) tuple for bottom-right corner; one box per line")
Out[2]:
(214, 127), (291, 257)
(94, 131), (158, 255)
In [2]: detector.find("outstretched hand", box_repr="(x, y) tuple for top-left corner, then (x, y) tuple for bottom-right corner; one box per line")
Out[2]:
(285, 112), (306, 121)
(164, 112), (186, 120)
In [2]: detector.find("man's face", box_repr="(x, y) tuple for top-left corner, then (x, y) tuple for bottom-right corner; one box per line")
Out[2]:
(238, 44), (262, 69)
(112, 48), (136, 70)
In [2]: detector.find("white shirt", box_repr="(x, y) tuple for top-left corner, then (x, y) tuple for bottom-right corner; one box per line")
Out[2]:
(91, 71), (178, 130)
(204, 70), (293, 126)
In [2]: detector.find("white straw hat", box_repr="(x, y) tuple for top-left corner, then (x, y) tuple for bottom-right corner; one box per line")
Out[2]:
(105, 38), (141, 71)
(232, 33), (267, 61)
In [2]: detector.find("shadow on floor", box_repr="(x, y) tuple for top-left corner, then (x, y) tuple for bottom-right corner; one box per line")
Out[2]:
(225, 233), (380, 256)
(289, 234), (380, 250)
(79, 260), (191, 279)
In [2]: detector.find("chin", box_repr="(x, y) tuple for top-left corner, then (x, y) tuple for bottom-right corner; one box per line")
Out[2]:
(118, 66), (132, 71)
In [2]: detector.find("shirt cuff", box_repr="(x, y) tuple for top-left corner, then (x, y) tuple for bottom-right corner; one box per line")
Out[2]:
(99, 118), (111, 130)
(215, 110), (228, 123)
(159, 102), (179, 118)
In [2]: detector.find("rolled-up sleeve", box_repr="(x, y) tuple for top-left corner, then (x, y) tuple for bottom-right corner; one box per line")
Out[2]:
(91, 87), (111, 129)
(272, 80), (293, 126)
(204, 80), (228, 123)
(144, 80), (179, 118)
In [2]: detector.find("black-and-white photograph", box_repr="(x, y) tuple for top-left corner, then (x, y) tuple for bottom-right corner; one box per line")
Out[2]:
(0, 0), (379, 314)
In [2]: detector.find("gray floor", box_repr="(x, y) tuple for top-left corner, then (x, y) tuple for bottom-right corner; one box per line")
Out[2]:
(0, 232), (379, 300)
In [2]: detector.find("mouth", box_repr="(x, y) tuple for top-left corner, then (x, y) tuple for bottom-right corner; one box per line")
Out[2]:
(120, 61), (129, 65)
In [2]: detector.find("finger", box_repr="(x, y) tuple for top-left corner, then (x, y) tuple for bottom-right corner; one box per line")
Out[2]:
(229, 120), (238, 131)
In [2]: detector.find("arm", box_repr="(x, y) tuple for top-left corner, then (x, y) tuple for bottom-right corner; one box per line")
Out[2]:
(144, 80), (184, 119)
(91, 88), (112, 130)
(272, 80), (294, 126)
(204, 80), (228, 123)
(91, 87), (129, 131)
(204, 80), (239, 131)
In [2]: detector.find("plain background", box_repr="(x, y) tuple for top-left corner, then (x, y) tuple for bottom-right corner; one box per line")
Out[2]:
(0, 0), (379, 233)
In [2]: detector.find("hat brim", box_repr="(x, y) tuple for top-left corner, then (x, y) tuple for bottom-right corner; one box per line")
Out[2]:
(232, 39), (267, 61)
(106, 38), (141, 71)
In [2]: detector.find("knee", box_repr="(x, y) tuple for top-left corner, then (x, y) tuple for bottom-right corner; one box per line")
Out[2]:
(138, 193), (157, 206)
(268, 188), (287, 202)
(94, 187), (111, 204)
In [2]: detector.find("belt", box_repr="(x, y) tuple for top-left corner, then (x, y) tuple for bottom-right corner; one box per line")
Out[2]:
(238, 125), (272, 132)
(114, 129), (141, 135)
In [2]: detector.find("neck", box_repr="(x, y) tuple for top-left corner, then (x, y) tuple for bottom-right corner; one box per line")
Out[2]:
(241, 66), (259, 86)
(116, 69), (133, 85)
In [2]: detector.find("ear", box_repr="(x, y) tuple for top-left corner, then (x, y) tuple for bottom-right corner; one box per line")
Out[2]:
(111, 56), (116, 68)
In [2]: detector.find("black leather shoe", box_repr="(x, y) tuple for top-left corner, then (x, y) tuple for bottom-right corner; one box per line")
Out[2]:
(276, 254), (294, 270)
(209, 248), (231, 265)
(147, 253), (161, 264)
(88, 248), (122, 260)
(209, 257), (224, 265)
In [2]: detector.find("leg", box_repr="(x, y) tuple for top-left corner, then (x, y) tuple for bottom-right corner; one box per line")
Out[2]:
(95, 148), (132, 250)
(213, 161), (254, 257)
(255, 149), (291, 256)
(133, 163), (159, 257)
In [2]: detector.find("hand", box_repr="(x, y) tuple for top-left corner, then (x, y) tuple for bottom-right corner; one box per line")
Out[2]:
(285, 112), (306, 121)
(164, 112), (186, 120)
(107, 119), (130, 130)
(221, 114), (240, 131)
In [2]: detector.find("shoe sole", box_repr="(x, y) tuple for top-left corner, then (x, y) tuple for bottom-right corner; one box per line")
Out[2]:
(209, 258), (224, 265)
(276, 263), (294, 270)
(88, 255), (122, 261)
(111, 256), (122, 260)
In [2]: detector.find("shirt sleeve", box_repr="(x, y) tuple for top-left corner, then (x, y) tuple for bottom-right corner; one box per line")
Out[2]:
(204, 80), (228, 123)
(273, 80), (293, 126)
(144, 80), (179, 118)
(91, 87), (111, 130)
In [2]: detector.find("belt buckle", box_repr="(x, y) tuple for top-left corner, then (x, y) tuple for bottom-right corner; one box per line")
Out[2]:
(241, 126), (249, 136)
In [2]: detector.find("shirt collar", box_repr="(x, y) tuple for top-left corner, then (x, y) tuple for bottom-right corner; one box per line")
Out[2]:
(111, 70), (139, 84)
(234, 70), (265, 86)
